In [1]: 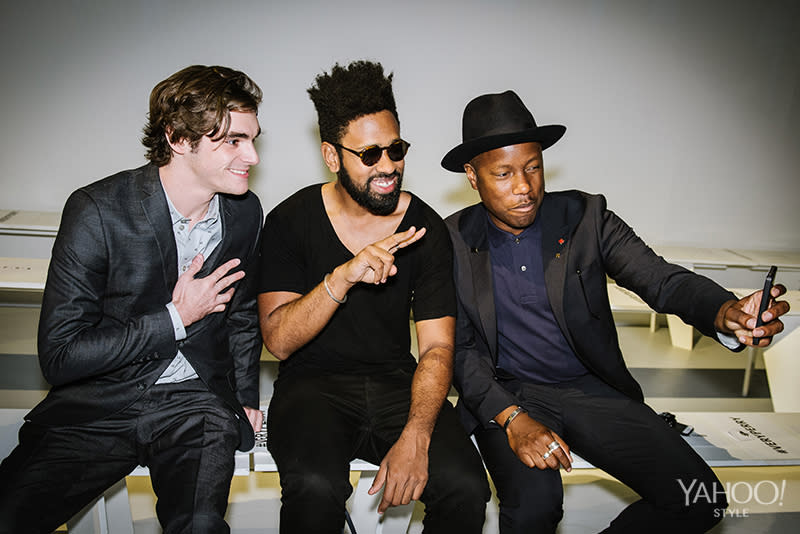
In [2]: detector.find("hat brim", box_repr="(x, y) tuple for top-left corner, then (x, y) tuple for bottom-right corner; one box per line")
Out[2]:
(441, 125), (566, 172)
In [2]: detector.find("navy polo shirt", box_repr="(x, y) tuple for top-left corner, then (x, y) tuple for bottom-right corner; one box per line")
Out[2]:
(488, 214), (589, 384)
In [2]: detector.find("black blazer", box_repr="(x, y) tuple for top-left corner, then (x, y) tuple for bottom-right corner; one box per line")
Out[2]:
(445, 190), (738, 432)
(28, 164), (263, 451)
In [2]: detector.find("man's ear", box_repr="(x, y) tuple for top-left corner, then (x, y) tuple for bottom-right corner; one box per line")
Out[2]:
(464, 163), (479, 191)
(165, 128), (189, 156)
(321, 142), (341, 173)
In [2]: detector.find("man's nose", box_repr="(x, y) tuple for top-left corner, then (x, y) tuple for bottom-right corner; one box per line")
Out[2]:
(511, 175), (531, 196)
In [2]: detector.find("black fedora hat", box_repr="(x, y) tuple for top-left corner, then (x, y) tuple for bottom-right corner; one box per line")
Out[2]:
(441, 90), (566, 172)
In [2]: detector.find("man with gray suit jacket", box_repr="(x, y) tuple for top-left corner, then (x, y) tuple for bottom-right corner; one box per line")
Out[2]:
(441, 90), (790, 534)
(0, 65), (265, 533)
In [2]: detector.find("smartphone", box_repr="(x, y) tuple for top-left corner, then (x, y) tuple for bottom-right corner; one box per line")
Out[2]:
(753, 265), (777, 345)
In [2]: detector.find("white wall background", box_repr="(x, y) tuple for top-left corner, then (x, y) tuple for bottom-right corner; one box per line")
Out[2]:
(1, 0), (798, 250)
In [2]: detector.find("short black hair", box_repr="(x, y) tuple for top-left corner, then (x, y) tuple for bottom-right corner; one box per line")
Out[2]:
(307, 60), (398, 144)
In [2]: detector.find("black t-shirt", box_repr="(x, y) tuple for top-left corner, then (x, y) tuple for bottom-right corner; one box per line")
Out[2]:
(258, 184), (456, 377)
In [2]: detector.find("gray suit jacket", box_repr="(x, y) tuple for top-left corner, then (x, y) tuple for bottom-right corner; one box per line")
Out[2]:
(28, 163), (263, 450)
(445, 190), (738, 432)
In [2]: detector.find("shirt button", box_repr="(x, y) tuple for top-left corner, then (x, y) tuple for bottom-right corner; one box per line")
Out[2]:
(521, 265), (527, 272)
(514, 238), (520, 244)
(136, 383), (146, 392)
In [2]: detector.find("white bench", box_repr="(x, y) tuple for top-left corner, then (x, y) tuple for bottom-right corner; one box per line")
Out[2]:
(611, 283), (800, 397)
(652, 245), (800, 290)
(6, 409), (800, 533)
(0, 210), (60, 238)
(0, 408), (415, 534)
(122, 446), (415, 534)
(0, 210), (59, 261)
(0, 257), (48, 292)
(763, 328), (800, 412)
(608, 282), (696, 350)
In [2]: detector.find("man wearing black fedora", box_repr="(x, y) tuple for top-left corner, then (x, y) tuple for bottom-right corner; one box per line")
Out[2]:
(441, 90), (789, 533)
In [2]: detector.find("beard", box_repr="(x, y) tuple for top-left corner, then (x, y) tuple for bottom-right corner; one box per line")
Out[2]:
(338, 166), (403, 216)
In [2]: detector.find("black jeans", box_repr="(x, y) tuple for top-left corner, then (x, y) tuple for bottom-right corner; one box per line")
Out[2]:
(474, 373), (727, 534)
(268, 369), (490, 533)
(0, 380), (240, 534)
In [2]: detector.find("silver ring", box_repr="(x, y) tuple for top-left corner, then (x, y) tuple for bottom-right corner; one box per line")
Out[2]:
(542, 451), (551, 460)
(547, 441), (560, 453)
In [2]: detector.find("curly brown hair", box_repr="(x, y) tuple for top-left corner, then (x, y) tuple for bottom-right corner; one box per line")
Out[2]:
(142, 65), (262, 166)
(307, 60), (398, 145)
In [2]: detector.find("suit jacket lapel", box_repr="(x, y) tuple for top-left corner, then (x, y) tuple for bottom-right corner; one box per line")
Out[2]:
(139, 165), (179, 292)
(540, 193), (577, 349)
(460, 205), (498, 360)
(470, 248), (497, 359)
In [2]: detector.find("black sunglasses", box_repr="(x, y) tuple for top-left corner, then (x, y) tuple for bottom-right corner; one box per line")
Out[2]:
(332, 139), (410, 167)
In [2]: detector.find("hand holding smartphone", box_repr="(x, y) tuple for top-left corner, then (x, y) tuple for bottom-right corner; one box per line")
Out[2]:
(753, 265), (777, 345)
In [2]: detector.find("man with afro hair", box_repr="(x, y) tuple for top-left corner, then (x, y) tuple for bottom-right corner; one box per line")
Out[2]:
(257, 60), (490, 533)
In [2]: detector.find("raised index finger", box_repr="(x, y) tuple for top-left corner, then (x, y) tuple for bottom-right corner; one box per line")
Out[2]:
(378, 227), (427, 254)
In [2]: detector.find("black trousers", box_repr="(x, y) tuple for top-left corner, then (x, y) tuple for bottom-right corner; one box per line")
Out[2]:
(0, 380), (240, 534)
(474, 373), (727, 534)
(268, 369), (490, 534)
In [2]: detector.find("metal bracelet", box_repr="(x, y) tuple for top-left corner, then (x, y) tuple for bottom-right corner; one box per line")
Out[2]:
(323, 273), (347, 304)
(503, 406), (526, 432)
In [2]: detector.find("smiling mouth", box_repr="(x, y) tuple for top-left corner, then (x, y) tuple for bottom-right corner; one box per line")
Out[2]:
(370, 175), (397, 191)
(229, 168), (249, 177)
